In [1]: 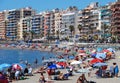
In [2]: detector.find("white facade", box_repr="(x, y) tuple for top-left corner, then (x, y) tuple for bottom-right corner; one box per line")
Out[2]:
(61, 12), (78, 37)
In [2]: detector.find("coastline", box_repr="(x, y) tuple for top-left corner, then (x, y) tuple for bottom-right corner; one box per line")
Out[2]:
(12, 51), (120, 83)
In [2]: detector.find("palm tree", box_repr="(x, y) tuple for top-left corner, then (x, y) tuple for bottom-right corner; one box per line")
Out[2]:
(102, 24), (109, 40)
(89, 26), (94, 35)
(23, 31), (28, 41)
(69, 25), (75, 37)
(77, 24), (82, 34)
(56, 30), (59, 39)
(30, 30), (35, 40)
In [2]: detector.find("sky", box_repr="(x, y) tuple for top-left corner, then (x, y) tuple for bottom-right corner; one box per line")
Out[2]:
(0, 0), (116, 13)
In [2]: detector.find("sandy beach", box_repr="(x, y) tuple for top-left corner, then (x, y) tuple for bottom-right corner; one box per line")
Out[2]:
(11, 51), (120, 83)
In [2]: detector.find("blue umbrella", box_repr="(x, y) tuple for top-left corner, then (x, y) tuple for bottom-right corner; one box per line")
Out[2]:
(0, 63), (11, 71)
(97, 47), (102, 52)
(93, 63), (107, 67)
(69, 56), (75, 60)
(91, 53), (96, 57)
(96, 53), (106, 59)
(48, 64), (57, 69)
(107, 48), (115, 53)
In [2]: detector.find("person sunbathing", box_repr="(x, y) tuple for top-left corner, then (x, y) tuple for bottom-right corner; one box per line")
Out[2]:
(77, 74), (88, 83)
(58, 72), (64, 80)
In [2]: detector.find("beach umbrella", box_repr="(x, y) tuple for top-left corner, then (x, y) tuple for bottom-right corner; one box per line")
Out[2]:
(106, 52), (112, 57)
(48, 64), (57, 69)
(57, 62), (67, 67)
(78, 53), (86, 56)
(69, 56), (75, 60)
(102, 49), (110, 53)
(12, 63), (26, 70)
(90, 58), (103, 65)
(77, 68), (89, 73)
(79, 50), (85, 53)
(56, 64), (62, 69)
(97, 47), (102, 52)
(93, 62), (107, 67)
(95, 53), (106, 59)
(91, 53), (96, 57)
(70, 60), (82, 65)
(0, 63), (11, 71)
(58, 59), (66, 62)
(86, 58), (94, 61)
(91, 49), (96, 53)
(107, 48), (115, 53)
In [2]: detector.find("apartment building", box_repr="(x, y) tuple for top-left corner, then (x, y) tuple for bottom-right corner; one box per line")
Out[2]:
(80, 2), (99, 35)
(42, 11), (55, 38)
(111, 1), (120, 40)
(0, 11), (6, 39)
(54, 12), (62, 37)
(61, 11), (78, 38)
(6, 7), (35, 40)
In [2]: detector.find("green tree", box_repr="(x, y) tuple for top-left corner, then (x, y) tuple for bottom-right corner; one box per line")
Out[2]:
(56, 30), (59, 39)
(23, 31), (28, 41)
(77, 24), (82, 34)
(69, 25), (75, 36)
(102, 24), (109, 40)
(89, 26), (94, 35)
(30, 30), (35, 39)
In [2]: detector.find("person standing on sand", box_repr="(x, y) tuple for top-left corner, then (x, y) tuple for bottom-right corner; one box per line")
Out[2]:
(34, 58), (38, 68)
(113, 62), (119, 77)
(39, 73), (46, 83)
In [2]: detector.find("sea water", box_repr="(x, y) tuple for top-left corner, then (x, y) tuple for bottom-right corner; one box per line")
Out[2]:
(0, 49), (55, 66)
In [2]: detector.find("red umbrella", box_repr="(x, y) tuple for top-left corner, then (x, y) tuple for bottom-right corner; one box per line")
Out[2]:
(90, 58), (103, 65)
(79, 50), (85, 53)
(102, 49), (110, 53)
(57, 62), (67, 68)
(12, 63), (26, 70)
(79, 53), (86, 56)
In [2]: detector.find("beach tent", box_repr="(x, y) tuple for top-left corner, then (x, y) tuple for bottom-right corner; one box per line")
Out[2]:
(95, 53), (106, 59)
(12, 63), (26, 70)
(0, 63), (11, 71)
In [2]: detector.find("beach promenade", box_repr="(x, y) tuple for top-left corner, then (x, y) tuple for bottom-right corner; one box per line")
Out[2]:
(12, 51), (120, 83)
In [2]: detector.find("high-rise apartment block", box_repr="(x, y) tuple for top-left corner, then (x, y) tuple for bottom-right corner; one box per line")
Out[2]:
(5, 7), (35, 40)
(0, 1), (119, 41)
(111, 1), (120, 40)
(0, 11), (6, 39)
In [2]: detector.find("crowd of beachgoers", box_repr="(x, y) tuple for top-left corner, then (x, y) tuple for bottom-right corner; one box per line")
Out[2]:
(0, 42), (120, 83)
